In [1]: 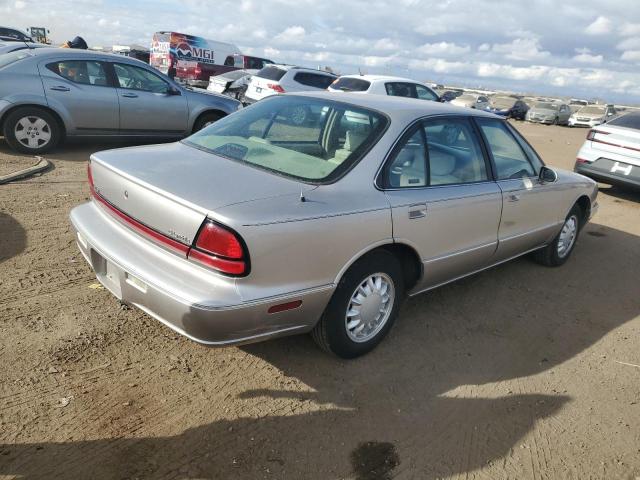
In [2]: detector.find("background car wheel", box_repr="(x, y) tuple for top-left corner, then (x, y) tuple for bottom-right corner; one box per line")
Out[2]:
(3, 107), (61, 154)
(289, 105), (310, 126)
(552, 117), (559, 126)
(311, 250), (405, 358)
(193, 112), (224, 133)
(532, 205), (582, 267)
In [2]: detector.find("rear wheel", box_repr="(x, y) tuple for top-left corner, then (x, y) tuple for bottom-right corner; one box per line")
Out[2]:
(192, 112), (224, 133)
(533, 205), (582, 267)
(312, 251), (404, 358)
(3, 107), (61, 154)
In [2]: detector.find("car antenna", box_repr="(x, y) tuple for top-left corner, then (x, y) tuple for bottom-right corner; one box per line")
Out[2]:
(300, 190), (306, 202)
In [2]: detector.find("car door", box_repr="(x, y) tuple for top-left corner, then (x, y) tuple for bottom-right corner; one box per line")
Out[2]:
(382, 116), (502, 291)
(475, 117), (564, 261)
(559, 104), (571, 124)
(111, 62), (188, 135)
(39, 59), (118, 134)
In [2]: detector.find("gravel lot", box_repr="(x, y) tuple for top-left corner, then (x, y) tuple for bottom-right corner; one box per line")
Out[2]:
(0, 122), (639, 480)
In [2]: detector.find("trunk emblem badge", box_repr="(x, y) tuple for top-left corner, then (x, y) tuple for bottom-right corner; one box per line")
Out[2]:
(124, 190), (129, 199)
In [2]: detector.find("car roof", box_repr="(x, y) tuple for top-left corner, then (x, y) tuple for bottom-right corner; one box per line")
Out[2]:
(267, 64), (336, 75)
(21, 47), (151, 65)
(288, 91), (499, 119)
(338, 74), (425, 84)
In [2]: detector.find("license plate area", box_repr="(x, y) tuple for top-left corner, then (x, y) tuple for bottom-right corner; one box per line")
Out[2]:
(91, 250), (123, 299)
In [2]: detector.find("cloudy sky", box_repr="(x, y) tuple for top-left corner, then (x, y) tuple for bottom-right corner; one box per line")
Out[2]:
(3, 0), (640, 102)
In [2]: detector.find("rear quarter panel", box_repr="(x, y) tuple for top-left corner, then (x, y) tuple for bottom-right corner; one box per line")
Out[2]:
(0, 59), (48, 121)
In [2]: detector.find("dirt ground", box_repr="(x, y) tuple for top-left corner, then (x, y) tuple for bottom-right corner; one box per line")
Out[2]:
(0, 122), (639, 480)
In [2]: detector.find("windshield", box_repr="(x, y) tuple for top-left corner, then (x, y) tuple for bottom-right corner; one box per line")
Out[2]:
(608, 113), (640, 130)
(184, 96), (388, 183)
(578, 106), (606, 115)
(256, 66), (286, 81)
(533, 102), (558, 110)
(0, 49), (32, 69)
(491, 97), (515, 108)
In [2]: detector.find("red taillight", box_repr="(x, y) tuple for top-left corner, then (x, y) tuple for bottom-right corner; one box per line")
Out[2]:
(194, 65), (202, 76)
(267, 83), (285, 93)
(188, 220), (248, 275)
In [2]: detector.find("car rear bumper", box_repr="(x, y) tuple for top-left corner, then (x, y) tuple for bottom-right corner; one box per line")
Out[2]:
(575, 160), (640, 189)
(70, 201), (333, 346)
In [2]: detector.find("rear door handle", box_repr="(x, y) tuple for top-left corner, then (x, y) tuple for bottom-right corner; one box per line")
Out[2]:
(121, 92), (138, 98)
(508, 194), (521, 202)
(50, 85), (70, 92)
(408, 203), (427, 219)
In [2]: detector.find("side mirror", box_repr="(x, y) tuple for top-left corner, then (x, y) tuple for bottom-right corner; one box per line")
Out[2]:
(539, 166), (558, 183)
(167, 86), (181, 96)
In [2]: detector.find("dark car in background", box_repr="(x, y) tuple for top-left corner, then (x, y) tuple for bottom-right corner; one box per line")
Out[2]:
(485, 96), (529, 120)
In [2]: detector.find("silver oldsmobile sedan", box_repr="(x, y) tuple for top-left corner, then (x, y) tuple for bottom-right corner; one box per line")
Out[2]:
(70, 92), (598, 358)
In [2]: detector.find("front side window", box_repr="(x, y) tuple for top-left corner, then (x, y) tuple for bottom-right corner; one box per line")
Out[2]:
(415, 85), (439, 101)
(185, 95), (388, 183)
(476, 118), (536, 179)
(47, 61), (109, 86)
(423, 118), (488, 185)
(113, 63), (169, 93)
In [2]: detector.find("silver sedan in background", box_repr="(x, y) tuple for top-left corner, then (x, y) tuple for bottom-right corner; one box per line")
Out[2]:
(0, 48), (240, 153)
(71, 93), (597, 358)
(526, 102), (571, 125)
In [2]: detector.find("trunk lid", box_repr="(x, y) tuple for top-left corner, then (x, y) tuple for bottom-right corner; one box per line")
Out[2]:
(90, 142), (313, 247)
(590, 124), (640, 166)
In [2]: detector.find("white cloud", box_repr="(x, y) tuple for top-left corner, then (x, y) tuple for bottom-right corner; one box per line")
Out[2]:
(621, 50), (640, 62)
(585, 16), (612, 35)
(416, 42), (470, 57)
(491, 38), (550, 61)
(573, 48), (603, 64)
(274, 25), (306, 43)
(14, 0), (26, 8)
(617, 37), (640, 51)
(619, 22), (640, 36)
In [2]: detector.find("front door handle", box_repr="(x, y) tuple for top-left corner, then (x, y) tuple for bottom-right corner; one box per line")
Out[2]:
(121, 92), (138, 98)
(508, 194), (521, 202)
(408, 203), (427, 219)
(50, 85), (70, 92)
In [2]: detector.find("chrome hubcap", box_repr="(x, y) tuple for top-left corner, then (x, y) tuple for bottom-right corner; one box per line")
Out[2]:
(345, 273), (395, 343)
(557, 215), (578, 258)
(14, 116), (52, 149)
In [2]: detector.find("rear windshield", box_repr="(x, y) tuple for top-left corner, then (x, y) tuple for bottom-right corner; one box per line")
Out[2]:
(184, 95), (388, 183)
(293, 72), (336, 89)
(0, 49), (32, 69)
(608, 113), (640, 130)
(533, 103), (557, 110)
(256, 66), (287, 81)
(331, 77), (371, 92)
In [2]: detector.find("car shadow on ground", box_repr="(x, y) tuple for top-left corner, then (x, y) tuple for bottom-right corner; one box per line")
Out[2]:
(0, 212), (26, 263)
(0, 137), (174, 162)
(0, 222), (638, 479)
(598, 183), (640, 203)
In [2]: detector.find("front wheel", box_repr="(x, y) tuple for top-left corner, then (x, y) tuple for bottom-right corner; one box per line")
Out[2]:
(3, 107), (61, 154)
(312, 251), (404, 358)
(192, 112), (224, 133)
(532, 205), (582, 267)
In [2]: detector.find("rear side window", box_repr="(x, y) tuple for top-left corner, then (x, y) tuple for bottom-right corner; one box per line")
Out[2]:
(476, 118), (536, 179)
(46, 61), (109, 86)
(330, 77), (371, 92)
(416, 85), (439, 101)
(608, 113), (640, 130)
(256, 66), (287, 81)
(386, 82), (414, 98)
(293, 72), (336, 89)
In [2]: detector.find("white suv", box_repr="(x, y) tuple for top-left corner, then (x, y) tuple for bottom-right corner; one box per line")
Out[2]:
(244, 65), (337, 105)
(328, 75), (440, 102)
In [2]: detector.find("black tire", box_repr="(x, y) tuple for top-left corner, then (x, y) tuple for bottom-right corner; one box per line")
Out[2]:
(3, 107), (61, 154)
(552, 117), (559, 126)
(532, 205), (582, 267)
(311, 250), (405, 358)
(192, 112), (224, 133)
